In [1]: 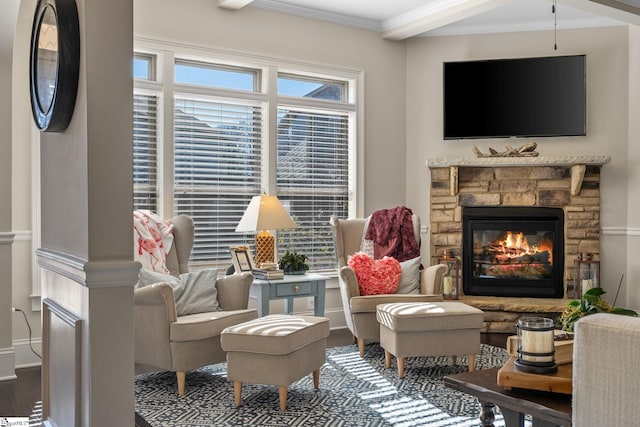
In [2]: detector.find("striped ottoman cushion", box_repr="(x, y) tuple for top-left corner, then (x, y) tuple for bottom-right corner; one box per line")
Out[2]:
(221, 314), (329, 355)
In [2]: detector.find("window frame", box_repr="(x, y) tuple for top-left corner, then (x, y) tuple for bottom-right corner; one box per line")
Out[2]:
(133, 39), (363, 272)
(134, 53), (156, 81)
(174, 59), (261, 92)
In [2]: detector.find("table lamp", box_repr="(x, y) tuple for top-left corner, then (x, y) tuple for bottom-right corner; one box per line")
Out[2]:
(235, 194), (297, 266)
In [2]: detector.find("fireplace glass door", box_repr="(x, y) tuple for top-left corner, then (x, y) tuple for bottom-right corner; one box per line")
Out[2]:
(463, 207), (564, 298)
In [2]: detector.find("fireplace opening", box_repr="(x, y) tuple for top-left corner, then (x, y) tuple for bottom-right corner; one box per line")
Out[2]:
(462, 207), (564, 298)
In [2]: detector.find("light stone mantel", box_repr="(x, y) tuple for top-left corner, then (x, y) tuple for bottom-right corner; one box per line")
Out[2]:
(426, 155), (611, 196)
(425, 155), (611, 168)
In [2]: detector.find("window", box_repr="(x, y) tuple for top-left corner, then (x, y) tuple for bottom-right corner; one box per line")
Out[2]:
(275, 74), (351, 270)
(276, 107), (349, 270)
(173, 96), (263, 263)
(134, 54), (154, 80)
(175, 60), (257, 91)
(133, 47), (358, 272)
(277, 74), (345, 101)
(133, 93), (158, 212)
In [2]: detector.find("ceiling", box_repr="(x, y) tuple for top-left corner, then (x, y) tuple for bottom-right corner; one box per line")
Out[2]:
(245, 0), (640, 40)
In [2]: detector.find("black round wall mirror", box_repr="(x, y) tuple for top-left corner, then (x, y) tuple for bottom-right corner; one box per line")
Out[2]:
(30, 0), (80, 132)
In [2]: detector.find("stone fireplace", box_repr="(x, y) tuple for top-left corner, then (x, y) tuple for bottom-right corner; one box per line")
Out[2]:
(426, 155), (611, 332)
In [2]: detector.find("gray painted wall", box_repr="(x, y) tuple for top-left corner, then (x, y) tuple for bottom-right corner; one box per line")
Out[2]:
(0, 0), (19, 381)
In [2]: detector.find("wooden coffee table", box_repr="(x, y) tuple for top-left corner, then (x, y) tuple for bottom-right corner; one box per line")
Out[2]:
(444, 367), (571, 427)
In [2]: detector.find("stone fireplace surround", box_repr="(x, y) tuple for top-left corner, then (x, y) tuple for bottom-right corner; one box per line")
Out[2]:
(426, 155), (610, 333)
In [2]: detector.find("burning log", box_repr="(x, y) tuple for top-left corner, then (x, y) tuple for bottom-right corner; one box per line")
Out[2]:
(490, 250), (551, 265)
(486, 263), (550, 278)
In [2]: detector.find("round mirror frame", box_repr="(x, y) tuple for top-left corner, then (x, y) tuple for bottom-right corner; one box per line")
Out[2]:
(29, 0), (80, 132)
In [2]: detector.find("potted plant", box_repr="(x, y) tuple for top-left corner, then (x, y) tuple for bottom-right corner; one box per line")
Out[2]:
(278, 251), (309, 275)
(558, 287), (638, 332)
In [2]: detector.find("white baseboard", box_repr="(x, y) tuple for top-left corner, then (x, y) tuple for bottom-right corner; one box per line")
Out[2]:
(13, 337), (42, 369)
(0, 347), (17, 381)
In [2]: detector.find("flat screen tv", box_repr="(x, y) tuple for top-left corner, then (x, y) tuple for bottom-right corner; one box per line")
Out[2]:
(443, 55), (586, 139)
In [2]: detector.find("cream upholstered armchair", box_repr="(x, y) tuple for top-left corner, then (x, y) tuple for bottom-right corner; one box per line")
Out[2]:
(134, 215), (258, 396)
(330, 215), (446, 357)
(572, 313), (640, 426)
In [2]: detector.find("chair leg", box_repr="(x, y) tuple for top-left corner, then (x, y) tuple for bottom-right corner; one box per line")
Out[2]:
(398, 356), (405, 379)
(176, 372), (186, 396)
(384, 350), (392, 369)
(313, 369), (320, 389)
(357, 338), (365, 357)
(234, 381), (242, 407)
(279, 386), (288, 411)
(468, 354), (476, 372)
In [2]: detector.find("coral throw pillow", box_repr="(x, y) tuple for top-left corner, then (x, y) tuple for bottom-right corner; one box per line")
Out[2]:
(348, 252), (401, 295)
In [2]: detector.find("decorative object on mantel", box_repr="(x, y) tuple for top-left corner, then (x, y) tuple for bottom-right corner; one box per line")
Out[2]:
(472, 142), (539, 158)
(558, 286), (638, 332)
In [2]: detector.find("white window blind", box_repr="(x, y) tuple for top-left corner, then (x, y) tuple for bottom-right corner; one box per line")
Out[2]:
(133, 93), (158, 212)
(133, 48), (358, 272)
(276, 107), (350, 271)
(174, 95), (263, 267)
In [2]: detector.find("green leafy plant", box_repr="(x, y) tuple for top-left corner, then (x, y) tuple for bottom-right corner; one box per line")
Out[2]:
(278, 251), (309, 274)
(558, 287), (638, 332)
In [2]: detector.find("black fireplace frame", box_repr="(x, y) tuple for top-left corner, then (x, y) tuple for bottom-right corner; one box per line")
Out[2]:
(462, 206), (565, 298)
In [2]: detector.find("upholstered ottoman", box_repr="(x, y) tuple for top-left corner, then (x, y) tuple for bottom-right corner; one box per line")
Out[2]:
(221, 314), (330, 411)
(376, 301), (484, 378)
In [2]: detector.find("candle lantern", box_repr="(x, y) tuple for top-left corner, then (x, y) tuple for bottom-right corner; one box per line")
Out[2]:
(574, 253), (600, 297)
(438, 249), (461, 300)
(515, 317), (557, 374)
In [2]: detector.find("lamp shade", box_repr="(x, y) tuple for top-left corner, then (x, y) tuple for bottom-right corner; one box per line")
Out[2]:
(235, 195), (297, 232)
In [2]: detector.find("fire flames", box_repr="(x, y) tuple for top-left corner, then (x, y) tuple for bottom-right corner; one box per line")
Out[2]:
(491, 231), (553, 264)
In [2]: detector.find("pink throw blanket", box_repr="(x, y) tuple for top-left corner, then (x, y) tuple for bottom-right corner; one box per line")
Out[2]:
(365, 206), (420, 262)
(133, 210), (174, 274)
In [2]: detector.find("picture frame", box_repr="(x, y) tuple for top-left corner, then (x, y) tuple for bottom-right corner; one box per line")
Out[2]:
(230, 245), (256, 273)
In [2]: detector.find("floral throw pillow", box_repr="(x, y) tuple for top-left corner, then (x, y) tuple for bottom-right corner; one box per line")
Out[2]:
(348, 252), (401, 295)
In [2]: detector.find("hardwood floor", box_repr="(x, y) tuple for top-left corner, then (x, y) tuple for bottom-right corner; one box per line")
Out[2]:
(0, 329), (505, 422)
(0, 366), (41, 417)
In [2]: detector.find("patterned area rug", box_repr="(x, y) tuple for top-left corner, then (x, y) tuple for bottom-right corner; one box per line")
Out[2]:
(135, 343), (510, 426)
